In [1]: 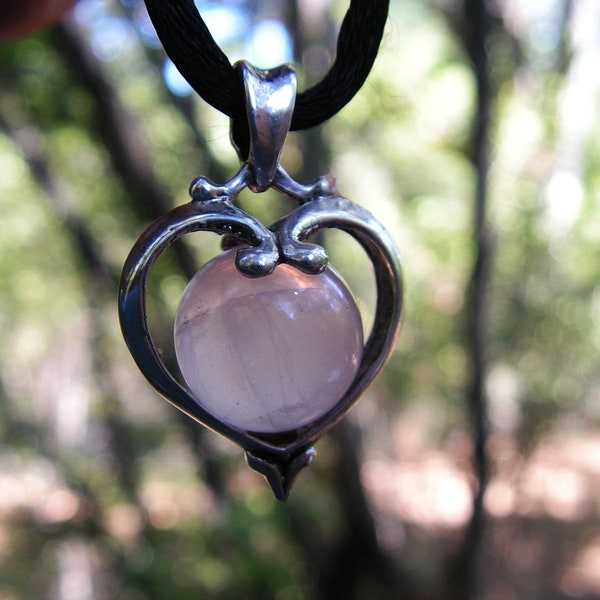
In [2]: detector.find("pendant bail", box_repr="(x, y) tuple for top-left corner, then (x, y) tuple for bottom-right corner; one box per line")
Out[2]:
(232, 61), (297, 192)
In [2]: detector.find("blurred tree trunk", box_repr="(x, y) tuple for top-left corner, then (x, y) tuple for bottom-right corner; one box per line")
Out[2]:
(448, 1), (495, 597)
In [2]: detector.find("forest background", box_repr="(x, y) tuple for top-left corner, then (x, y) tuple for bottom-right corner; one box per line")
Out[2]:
(0, 0), (599, 598)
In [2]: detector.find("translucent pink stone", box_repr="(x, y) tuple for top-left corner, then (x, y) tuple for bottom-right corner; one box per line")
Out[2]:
(174, 249), (363, 434)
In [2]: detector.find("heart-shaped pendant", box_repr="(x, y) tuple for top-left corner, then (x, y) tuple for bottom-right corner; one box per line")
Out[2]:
(118, 63), (403, 500)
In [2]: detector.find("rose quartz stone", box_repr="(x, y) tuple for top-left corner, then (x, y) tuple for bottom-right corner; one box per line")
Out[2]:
(174, 249), (363, 434)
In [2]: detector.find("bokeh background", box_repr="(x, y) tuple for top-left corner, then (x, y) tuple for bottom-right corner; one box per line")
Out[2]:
(1, 0), (599, 598)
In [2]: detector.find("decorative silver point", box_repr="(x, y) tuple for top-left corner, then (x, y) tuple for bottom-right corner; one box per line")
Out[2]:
(245, 446), (316, 501)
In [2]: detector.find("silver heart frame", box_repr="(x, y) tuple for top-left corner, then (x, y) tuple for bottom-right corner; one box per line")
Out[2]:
(119, 164), (402, 500)
(118, 62), (403, 500)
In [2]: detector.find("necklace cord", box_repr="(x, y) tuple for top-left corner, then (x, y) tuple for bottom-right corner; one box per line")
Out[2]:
(143, 0), (390, 131)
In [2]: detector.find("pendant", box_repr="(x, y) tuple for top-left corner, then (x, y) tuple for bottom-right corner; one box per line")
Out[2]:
(118, 62), (403, 500)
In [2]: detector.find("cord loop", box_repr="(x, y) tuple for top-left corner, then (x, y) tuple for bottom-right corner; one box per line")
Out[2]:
(143, 0), (389, 129)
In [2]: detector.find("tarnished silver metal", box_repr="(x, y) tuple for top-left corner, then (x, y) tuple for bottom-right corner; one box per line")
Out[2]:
(234, 61), (297, 192)
(189, 162), (253, 201)
(119, 63), (403, 501)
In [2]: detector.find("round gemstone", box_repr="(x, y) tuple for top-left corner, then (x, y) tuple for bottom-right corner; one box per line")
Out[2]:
(174, 249), (363, 434)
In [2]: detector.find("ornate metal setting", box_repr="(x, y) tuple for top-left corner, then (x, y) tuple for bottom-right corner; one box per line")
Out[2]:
(118, 62), (403, 500)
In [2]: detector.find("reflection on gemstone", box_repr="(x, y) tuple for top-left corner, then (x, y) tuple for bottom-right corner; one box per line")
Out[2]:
(174, 249), (363, 434)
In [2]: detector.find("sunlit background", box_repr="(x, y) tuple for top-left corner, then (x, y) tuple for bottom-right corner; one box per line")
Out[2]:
(0, 0), (599, 598)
